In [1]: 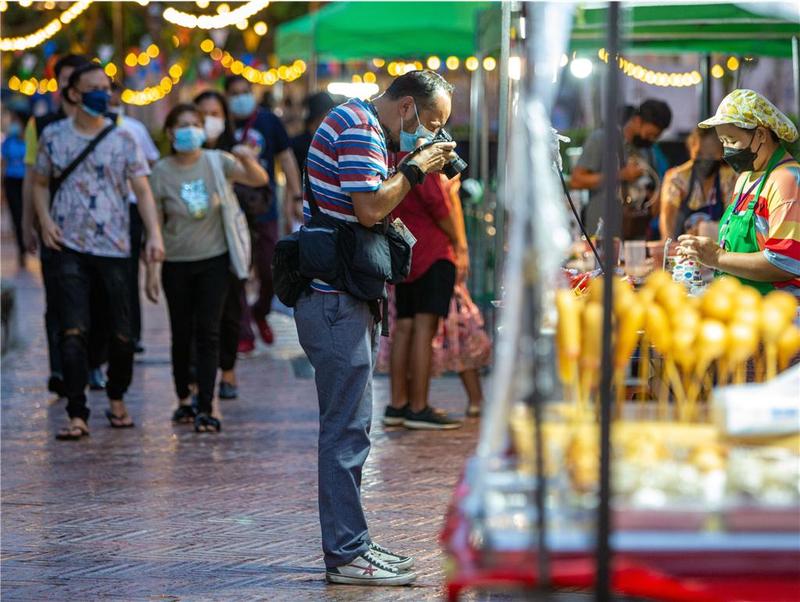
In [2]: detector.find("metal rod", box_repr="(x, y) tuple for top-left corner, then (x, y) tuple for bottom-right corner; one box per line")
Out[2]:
(468, 64), (481, 295)
(700, 54), (713, 119)
(596, 2), (620, 601)
(793, 37), (800, 124)
(494, 0), (512, 304)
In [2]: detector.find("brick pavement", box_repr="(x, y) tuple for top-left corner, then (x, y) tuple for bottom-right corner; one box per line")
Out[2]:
(0, 233), (516, 601)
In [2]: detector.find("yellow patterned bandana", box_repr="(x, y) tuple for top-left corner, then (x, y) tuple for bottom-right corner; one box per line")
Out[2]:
(699, 88), (798, 142)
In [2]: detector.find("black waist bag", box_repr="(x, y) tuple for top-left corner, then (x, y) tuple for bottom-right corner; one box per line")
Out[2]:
(271, 231), (310, 308)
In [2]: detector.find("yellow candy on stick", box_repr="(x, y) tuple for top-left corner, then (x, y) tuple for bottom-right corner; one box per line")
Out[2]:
(778, 326), (800, 372)
(688, 319), (728, 420)
(724, 321), (759, 385)
(761, 301), (792, 380)
(765, 290), (799, 324)
(555, 289), (582, 399)
(614, 299), (645, 416)
(700, 287), (735, 323)
(579, 302), (603, 413)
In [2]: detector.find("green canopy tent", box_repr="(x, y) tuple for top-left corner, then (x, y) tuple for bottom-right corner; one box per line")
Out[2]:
(276, 1), (492, 63)
(475, 2), (799, 58)
(570, 2), (799, 58)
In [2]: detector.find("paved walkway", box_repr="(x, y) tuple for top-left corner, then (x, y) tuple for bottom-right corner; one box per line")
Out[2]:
(0, 233), (497, 600)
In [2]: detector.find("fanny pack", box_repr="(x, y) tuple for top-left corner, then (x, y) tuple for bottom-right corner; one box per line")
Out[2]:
(272, 230), (309, 308)
(272, 168), (412, 332)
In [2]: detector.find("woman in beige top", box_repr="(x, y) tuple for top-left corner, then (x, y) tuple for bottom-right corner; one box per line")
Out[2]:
(146, 104), (266, 433)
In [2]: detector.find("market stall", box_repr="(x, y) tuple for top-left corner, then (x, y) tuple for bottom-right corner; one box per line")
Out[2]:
(441, 2), (800, 600)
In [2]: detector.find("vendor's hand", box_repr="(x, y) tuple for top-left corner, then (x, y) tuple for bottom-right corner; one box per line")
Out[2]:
(231, 144), (257, 162)
(676, 234), (724, 269)
(454, 245), (470, 284)
(40, 217), (63, 251)
(619, 159), (644, 182)
(412, 141), (457, 174)
(144, 232), (165, 263)
(145, 268), (160, 304)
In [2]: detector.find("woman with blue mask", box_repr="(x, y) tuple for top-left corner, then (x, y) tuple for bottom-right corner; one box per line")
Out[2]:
(146, 104), (267, 433)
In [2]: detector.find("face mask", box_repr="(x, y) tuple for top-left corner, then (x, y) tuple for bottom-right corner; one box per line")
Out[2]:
(723, 132), (762, 173)
(7, 122), (21, 137)
(693, 158), (721, 180)
(204, 115), (226, 141)
(399, 102), (435, 152)
(632, 135), (654, 149)
(81, 89), (111, 117)
(229, 93), (256, 117)
(173, 126), (207, 153)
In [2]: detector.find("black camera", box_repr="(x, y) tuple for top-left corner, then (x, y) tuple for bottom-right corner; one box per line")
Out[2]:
(416, 129), (468, 180)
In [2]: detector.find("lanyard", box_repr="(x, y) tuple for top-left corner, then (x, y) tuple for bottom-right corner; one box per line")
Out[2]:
(719, 150), (789, 247)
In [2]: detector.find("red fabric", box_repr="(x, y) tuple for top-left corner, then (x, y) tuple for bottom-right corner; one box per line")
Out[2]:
(392, 153), (455, 282)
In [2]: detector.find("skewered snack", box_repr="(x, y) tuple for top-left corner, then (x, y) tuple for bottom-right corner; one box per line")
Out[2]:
(554, 270), (799, 423)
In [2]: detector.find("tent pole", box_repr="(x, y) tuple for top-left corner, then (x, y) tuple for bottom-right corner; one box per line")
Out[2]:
(597, 2), (620, 601)
(468, 63), (482, 295)
(494, 0), (512, 308)
(699, 54), (712, 119)
(793, 37), (800, 122)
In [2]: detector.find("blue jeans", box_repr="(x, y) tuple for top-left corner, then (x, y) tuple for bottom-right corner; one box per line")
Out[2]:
(294, 291), (378, 568)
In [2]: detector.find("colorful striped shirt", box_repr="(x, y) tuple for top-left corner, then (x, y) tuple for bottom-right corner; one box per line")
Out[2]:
(304, 98), (388, 293)
(730, 157), (800, 296)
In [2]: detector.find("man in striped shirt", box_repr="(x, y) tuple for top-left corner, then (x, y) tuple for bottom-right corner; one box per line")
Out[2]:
(294, 71), (457, 586)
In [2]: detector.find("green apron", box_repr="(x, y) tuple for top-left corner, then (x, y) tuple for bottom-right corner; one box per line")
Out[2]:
(717, 149), (787, 294)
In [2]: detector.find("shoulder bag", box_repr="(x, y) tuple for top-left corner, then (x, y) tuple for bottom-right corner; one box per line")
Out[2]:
(207, 150), (252, 281)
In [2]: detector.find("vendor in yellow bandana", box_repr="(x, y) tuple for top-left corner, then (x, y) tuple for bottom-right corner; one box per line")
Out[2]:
(677, 89), (800, 297)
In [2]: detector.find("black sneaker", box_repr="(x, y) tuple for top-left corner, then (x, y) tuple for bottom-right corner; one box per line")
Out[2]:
(382, 404), (408, 427)
(403, 406), (462, 430)
(219, 381), (238, 400)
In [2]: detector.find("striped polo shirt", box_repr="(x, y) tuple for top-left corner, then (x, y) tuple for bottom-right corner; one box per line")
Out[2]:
(304, 98), (389, 293)
(730, 158), (800, 297)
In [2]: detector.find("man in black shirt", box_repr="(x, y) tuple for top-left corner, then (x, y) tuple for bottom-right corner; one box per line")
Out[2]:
(21, 53), (89, 397)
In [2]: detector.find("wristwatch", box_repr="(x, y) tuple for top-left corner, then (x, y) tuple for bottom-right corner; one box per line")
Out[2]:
(398, 159), (425, 187)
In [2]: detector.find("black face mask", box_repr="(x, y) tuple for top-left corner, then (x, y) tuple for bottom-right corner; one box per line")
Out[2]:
(632, 135), (654, 149)
(723, 132), (761, 173)
(693, 158), (721, 180)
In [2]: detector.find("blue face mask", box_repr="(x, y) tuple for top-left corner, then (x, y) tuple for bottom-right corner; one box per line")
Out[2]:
(229, 93), (256, 118)
(399, 102), (435, 152)
(81, 89), (111, 117)
(173, 126), (207, 153)
(7, 122), (22, 137)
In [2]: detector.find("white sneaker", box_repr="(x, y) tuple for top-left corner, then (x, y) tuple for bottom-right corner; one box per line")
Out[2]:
(369, 541), (414, 571)
(325, 549), (417, 586)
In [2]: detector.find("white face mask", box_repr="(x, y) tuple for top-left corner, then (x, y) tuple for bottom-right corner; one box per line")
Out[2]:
(204, 115), (226, 141)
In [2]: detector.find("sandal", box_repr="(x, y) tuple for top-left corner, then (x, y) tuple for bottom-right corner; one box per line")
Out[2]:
(172, 405), (197, 424)
(194, 412), (221, 433)
(56, 423), (90, 440)
(105, 409), (135, 428)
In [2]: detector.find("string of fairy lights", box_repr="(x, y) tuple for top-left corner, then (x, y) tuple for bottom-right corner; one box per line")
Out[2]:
(1, 1), (752, 104)
(199, 39), (305, 86)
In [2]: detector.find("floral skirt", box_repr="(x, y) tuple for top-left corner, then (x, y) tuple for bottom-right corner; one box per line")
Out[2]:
(376, 283), (492, 376)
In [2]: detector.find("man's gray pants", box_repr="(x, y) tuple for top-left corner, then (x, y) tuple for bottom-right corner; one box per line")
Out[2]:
(294, 291), (379, 569)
